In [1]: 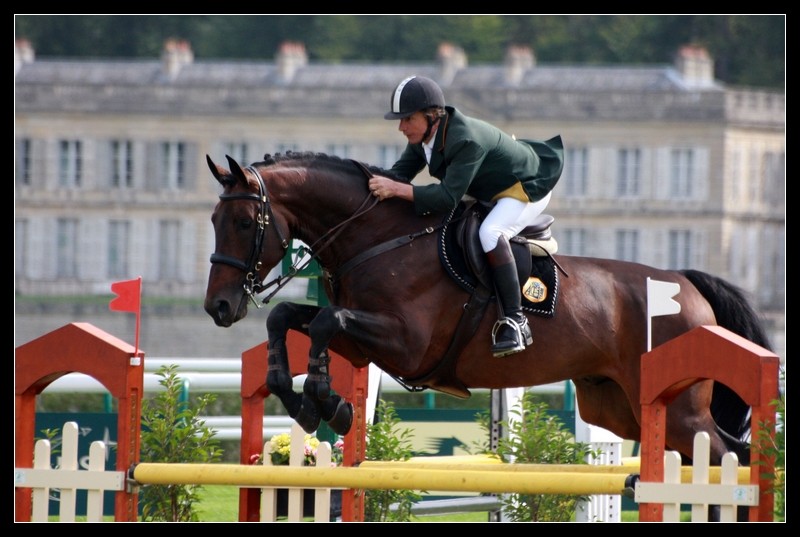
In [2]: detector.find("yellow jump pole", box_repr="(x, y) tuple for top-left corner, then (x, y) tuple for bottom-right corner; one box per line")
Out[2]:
(131, 463), (632, 496)
(358, 461), (751, 483)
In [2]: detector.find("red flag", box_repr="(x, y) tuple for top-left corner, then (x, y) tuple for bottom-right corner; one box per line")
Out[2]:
(110, 277), (141, 313)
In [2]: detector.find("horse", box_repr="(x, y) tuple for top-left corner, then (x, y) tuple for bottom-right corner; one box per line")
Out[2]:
(203, 151), (772, 474)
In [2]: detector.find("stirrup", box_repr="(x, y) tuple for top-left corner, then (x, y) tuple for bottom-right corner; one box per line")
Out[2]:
(491, 317), (532, 357)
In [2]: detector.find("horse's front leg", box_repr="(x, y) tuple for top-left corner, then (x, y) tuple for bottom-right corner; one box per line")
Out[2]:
(266, 302), (321, 427)
(298, 306), (366, 436)
(301, 305), (411, 436)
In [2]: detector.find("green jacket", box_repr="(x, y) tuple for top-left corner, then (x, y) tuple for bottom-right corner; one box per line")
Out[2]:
(390, 106), (564, 215)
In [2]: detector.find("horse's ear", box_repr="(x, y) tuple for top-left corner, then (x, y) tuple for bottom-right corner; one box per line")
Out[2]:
(206, 154), (231, 185)
(225, 154), (246, 179)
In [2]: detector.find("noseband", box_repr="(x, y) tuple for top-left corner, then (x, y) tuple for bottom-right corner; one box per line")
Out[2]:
(210, 166), (288, 307)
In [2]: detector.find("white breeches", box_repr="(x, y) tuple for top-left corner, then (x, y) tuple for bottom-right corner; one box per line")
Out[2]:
(479, 192), (552, 252)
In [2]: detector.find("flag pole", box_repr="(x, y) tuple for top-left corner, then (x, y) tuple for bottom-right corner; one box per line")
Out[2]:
(134, 276), (142, 359)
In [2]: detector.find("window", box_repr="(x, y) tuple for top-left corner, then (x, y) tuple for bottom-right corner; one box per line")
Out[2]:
(729, 148), (743, 202)
(747, 148), (760, 202)
(763, 151), (785, 207)
(670, 149), (694, 198)
(108, 221), (130, 278)
(111, 140), (133, 188)
(562, 228), (587, 256)
(224, 142), (248, 165)
(378, 145), (402, 169)
(160, 141), (186, 190)
(158, 220), (180, 280)
(59, 140), (82, 187)
(56, 218), (79, 278)
(563, 147), (588, 197)
(616, 148), (640, 197)
(615, 229), (639, 262)
(15, 219), (27, 277)
(16, 138), (31, 186)
(667, 230), (692, 270)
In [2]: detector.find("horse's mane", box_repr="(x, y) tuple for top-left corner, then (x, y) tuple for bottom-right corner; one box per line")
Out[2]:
(257, 151), (407, 182)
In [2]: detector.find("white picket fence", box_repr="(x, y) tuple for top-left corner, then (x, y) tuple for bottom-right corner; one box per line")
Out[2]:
(14, 420), (333, 522)
(14, 422), (126, 522)
(260, 422), (334, 522)
(635, 432), (758, 522)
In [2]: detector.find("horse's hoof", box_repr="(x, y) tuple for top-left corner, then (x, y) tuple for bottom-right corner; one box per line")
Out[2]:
(294, 398), (321, 433)
(326, 399), (353, 436)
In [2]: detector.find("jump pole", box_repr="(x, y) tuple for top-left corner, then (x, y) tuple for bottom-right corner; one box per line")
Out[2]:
(130, 463), (635, 496)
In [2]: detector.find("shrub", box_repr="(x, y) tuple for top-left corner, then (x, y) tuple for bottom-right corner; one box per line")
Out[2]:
(474, 392), (598, 522)
(138, 365), (223, 522)
(364, 400), (423, 521)
(754, 367), (785, 522)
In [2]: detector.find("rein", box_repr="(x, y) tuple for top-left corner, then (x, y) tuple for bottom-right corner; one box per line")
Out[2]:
(258, 192), (380, 304)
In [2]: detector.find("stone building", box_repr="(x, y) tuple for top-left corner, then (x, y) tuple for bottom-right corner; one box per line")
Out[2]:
(14, 39), (784, 351)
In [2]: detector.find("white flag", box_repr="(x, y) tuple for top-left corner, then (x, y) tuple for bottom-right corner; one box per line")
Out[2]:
(647, 277), (681, 318)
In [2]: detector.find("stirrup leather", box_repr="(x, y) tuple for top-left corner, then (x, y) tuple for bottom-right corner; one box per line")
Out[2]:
(490, 317), (532, 357)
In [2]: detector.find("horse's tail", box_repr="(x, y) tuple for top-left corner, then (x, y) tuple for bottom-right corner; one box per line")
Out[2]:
(680, 269), (773, 453)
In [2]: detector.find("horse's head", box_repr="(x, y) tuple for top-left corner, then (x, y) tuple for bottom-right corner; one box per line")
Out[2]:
(204, 154), (289, 327)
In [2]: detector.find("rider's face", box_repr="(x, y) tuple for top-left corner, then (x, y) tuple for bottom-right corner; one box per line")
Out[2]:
(398, 111), (435, 145)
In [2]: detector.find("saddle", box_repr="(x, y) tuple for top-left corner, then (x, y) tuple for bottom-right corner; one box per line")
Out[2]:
(397, 201), (562, 398)
(442, 201), (560, 316)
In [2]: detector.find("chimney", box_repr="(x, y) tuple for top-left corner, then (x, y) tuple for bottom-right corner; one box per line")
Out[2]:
(15, 38), (34, 75)
(504, 44), (535, 86)
(161, 38), (194, 80)
(276, 41), (308, 82)
(675, 44), (714, 88)
(437, 42), (467, 85)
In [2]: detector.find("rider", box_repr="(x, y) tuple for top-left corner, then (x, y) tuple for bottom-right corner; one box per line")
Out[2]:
(369, 75), (564, 357)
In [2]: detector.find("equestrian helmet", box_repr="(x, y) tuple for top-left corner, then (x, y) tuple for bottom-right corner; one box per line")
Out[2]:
(384, 76), (445, 120)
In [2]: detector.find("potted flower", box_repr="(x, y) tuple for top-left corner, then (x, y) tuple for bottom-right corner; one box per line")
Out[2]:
(267, 432), (344, 467)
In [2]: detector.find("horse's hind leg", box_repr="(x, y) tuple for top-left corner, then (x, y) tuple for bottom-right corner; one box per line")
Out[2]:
(573, 379), (642, 441)
(266, 302), (322, 431)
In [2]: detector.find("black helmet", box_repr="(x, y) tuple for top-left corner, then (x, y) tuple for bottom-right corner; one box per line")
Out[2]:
(384, 76), (445, 120)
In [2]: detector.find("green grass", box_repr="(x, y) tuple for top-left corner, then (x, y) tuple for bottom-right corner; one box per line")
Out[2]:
(44, 487), (657, 522)
(193, 486), (646, 522)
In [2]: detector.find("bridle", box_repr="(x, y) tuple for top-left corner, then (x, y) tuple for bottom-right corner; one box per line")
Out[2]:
(209, 165), (289, 307)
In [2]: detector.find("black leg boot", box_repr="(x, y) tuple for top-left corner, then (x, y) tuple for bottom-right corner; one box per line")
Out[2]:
(487, 236), (533, 357)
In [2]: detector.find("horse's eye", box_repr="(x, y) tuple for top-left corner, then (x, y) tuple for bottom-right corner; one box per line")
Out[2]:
(240, 218), (253, 230)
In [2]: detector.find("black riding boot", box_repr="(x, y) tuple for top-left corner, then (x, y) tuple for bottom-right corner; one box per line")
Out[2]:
(487, 236), (533, 357)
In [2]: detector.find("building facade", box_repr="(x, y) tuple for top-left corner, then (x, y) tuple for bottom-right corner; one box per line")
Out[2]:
(14, 39), (784, 349)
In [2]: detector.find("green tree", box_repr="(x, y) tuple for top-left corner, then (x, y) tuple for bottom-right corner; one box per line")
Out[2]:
(15, 15), (784, 89)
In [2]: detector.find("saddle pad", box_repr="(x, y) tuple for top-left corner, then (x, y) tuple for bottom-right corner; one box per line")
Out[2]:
(438, 204), (558, 318)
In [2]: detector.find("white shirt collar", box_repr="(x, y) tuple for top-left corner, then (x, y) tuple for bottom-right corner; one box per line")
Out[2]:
(423, 126), (438, 163)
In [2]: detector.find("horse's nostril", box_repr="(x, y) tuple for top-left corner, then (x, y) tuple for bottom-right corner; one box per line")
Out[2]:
(205, 299), (230, 323)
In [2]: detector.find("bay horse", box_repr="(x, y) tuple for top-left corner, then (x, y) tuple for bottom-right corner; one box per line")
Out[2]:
(204, 151), (771, 471)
